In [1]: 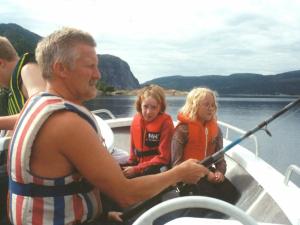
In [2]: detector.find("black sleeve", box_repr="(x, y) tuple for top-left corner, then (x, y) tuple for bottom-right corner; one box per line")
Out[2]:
(23, 52), (37, 64)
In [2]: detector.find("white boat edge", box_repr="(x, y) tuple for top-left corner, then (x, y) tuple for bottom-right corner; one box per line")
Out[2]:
(1, 113), (300, 225)
(104, 116), (300, 225)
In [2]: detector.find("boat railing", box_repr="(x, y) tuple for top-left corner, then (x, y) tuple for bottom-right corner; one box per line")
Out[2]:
(92, 109), (116, 119)
(284, 164), (300, 185)
(132, 196), (258, 225)
(217, 121), (259, 157)
(0, 136), (10, 177)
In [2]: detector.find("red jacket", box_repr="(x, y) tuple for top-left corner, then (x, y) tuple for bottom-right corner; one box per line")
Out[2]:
(129, 113), (174, 173)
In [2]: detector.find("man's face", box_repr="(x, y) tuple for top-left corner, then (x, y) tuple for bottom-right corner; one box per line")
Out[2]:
(64, 44), (100, 103)
(0, 58), (14, 87)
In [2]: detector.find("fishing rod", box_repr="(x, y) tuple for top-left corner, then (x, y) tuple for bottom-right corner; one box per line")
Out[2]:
(121, 97), (300, 221)
(200, 97), (300, 167)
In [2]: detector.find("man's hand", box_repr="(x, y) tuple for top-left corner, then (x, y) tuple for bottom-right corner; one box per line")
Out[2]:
(176, 159), (209, 184)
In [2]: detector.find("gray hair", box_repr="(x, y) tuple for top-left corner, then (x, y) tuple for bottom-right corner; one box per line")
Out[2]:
(35, 27), (97, 80)
(0, 36), (18, 61)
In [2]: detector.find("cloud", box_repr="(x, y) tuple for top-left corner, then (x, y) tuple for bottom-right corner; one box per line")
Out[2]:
(1, 0), (300, 82)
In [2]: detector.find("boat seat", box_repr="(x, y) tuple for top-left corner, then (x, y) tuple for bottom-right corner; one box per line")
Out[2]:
(93, 114), (114, 153)
(165, 218), (284, 225)
(0, 137), (10, 177)
(0, 137), (10, 225)
(93, 114), (129, 164)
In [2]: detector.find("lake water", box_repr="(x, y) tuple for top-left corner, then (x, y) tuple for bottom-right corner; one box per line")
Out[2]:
(85, 96), (300, 186)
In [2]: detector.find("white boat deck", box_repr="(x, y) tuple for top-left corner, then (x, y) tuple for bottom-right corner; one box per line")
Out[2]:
(102, 115), (300, 225)
(165, 218), (284, 225)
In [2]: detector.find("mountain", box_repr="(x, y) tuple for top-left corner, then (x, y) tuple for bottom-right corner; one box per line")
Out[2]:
(2, 23), (300, 95)
(142, 71), (300, 95)
(0, 23), (41, 56)
(0, 23), (140, 90)
(99, 54), (139, 89)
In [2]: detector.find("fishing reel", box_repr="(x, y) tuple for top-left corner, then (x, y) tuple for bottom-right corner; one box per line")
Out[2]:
(262, 125), (272, 137)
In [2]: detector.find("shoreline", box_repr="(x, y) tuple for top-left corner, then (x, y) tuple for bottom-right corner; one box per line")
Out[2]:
(97, 89), (300, 98)
(97, 89), (189, 96)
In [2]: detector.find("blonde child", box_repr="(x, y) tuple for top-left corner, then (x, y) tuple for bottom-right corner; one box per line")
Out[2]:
(171, 87), (226, 183)
(172, 87), (242, 208)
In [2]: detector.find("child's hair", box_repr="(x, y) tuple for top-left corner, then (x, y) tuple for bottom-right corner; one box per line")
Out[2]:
(0, 36), (18, 61)
(179, 87), (218, 121)
(135, 85), (166, 113)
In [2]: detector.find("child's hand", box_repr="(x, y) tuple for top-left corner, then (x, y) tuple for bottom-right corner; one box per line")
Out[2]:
(122, 166), (136, 178)
(107, 211), (123, 222)
(207, 171), (225, 183)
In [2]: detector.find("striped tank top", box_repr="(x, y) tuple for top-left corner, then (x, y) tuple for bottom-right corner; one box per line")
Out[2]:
(8, 93), (102, 225)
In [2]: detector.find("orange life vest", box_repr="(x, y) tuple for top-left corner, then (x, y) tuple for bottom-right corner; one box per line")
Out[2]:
(177, 113), (219, 161)
(131, 113), (172, 163)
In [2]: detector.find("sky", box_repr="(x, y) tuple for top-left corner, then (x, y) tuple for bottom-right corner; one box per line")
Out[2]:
(1, 0), (300, 83)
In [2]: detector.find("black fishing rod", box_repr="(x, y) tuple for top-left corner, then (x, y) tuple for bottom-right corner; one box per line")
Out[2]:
(121, 97), (300, 221)
(200, 97), (300, 167)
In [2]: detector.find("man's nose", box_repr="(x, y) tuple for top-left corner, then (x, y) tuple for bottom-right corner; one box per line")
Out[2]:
(95, 68), (101, 79)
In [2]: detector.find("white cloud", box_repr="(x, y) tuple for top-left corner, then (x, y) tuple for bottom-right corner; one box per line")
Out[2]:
(1, 0), (300, 82)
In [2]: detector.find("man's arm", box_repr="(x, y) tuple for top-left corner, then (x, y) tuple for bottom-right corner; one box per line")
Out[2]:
(21, 63), (45, 98)
(0, 114), (18, 130)
(0, 64), (45, 131)
(31, 111), (208, 208)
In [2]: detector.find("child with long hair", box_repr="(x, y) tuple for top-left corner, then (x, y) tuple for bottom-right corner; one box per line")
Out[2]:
(123, 85), (174, 178)
(171, 87), (239, 205)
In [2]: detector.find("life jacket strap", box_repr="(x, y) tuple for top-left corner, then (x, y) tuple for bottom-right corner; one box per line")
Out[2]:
(9, 178), (93, 197)
(134, 149), (159, 158)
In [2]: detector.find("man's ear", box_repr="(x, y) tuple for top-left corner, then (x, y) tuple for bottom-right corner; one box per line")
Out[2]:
(53, 61), (68, 78)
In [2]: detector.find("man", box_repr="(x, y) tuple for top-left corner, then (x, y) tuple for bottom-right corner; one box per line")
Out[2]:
(0, 36), (45, 131)
(8, 27), (208, 225)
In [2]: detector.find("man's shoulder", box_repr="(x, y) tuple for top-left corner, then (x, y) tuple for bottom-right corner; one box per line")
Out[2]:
(18, 53), (38, 76)
(21, 52), (36, 64)
(39, 110), (94, 139)
(48, 110), (86, 126)
(20, 62), (40, 76)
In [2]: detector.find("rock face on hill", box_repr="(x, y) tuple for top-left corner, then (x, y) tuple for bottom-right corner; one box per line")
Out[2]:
(99, 54), (140, 89)
(0, 23), (140, 90)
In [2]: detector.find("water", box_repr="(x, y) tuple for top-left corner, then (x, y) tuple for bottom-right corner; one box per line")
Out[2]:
(85, 96), (300, 186)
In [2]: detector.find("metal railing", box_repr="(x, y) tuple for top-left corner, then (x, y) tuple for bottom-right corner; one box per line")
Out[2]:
(284, 164), (300, 185)
(92, 109), (116, 119)
(218, 121), (259, 157)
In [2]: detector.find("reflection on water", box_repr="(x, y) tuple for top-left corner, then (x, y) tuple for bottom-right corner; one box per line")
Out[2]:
(86, 95), (136, 118)
(85, 96), (300, 186)
(218, 98), (300, 186)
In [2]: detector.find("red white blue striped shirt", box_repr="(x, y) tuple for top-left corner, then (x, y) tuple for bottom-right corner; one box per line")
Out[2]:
(8, 93), (102, 225)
